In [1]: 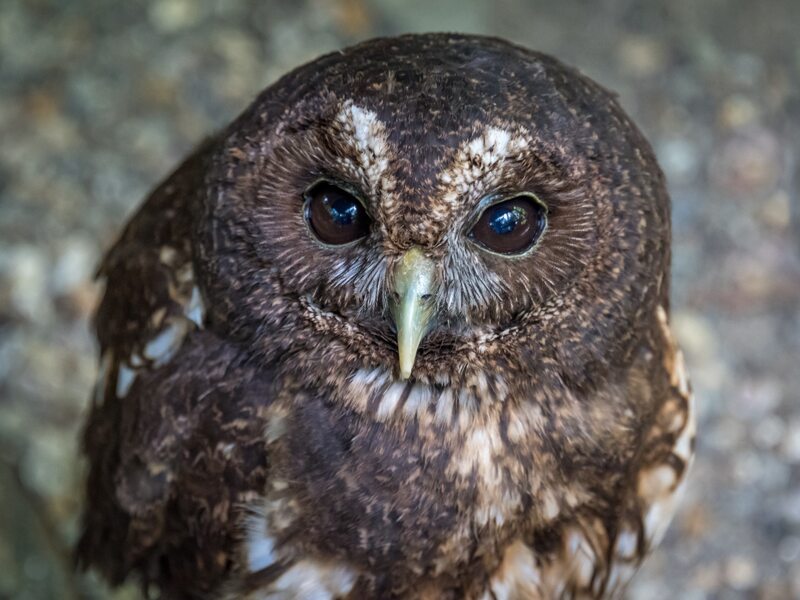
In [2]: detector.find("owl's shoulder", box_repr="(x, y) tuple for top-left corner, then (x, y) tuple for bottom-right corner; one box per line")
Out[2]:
(94, 137), (214, 359)
(78, 329), (274, 595)
(80, 134), (280, 594)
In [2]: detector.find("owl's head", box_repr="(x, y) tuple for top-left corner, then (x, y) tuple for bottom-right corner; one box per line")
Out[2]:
(195, 34), (669, 396)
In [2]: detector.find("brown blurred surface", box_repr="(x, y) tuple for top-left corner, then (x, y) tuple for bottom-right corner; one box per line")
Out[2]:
(0, 1), (798, 598)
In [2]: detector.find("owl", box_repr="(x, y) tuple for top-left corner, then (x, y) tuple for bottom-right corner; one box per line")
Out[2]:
(77, 33), (695, 599)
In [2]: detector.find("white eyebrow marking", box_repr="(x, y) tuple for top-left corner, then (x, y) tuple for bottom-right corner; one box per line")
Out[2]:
(440, 125), (530, 196)
(336, 102), (392, 196)
(468, 127), (511, 166)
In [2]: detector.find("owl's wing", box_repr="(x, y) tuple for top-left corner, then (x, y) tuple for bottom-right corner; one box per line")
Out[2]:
(486, 306), (696, 600)
(600, 306), (696, 598)
(77, 142), (271, 597)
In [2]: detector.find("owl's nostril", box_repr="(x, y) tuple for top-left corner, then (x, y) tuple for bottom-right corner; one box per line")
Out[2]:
(420, 294), (433, 301)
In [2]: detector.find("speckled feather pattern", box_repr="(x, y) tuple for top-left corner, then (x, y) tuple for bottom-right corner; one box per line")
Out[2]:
(77, 34), (693, 599)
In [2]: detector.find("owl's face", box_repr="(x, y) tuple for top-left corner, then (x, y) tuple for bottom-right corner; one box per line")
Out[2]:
(196, 35), (669, 392)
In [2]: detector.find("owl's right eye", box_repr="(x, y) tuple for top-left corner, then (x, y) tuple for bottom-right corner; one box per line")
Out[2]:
(303, 181), (371, 246)
(467, 194), (547, 256)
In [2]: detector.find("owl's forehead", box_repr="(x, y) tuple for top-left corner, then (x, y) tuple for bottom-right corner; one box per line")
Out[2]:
(335, 101), (530, 182)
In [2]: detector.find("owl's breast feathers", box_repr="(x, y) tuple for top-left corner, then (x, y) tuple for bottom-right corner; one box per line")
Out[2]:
(77, 145), (694, 598)
(227, 306), (694, 599)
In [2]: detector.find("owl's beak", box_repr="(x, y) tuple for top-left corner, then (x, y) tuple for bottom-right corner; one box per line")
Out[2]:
(391, 247), (437, 380)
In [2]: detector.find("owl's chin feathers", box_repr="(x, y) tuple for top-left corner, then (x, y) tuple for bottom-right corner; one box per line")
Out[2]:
(296, 284), (483, 383)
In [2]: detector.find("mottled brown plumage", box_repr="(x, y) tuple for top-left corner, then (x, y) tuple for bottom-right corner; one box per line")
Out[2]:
(78, 33), (694, 599)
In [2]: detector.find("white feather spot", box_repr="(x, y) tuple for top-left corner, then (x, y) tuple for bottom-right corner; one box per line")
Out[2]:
(266, 560), (357, 600)
(643, 474), (688, 547)
(456, 389), (478, 431)
(604, 562), (637, 597)
(244, 510), (278, 573)
(674, 421), (694, 463)
(674, 389), (697, 464)
(94, 352), (111, 405)
(643, 497), (674, 547)
(434, 388), (455, 424)
(403, 383), (431, 418)
(564, 529), (596, 586)
(159, 246), (178, 265)
(184, 286), (205, 327)
(143, 320), (187, 366)
(248, 536), (276, 573)
(265, 404), (289, 443)
(638, 464), (677, 501)
(350, 367), (383, 388)
(347, 367), (388, 412)
(459, 426), (497, 479)
(489, 540), (542, 600)
(116, 364), (136, 398)
(673, 349), (690, 396)
(615, 529), (638, 560)
(220, 442), (236, 458)
(376, 382), (406, 421)
(541, 492), (560, 521)
(506, 413), (527, 444)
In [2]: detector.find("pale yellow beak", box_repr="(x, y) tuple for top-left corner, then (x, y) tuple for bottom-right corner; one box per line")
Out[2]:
(391, 247), (437, 380)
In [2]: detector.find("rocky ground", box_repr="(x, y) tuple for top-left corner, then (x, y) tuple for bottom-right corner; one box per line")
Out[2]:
(0, 0), (798, 598)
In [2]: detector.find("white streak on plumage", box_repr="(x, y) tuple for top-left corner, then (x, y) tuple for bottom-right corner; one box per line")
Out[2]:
(116, 363), (136, 397)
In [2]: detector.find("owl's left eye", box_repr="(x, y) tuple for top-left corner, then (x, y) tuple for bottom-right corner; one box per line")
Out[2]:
(304, 181), (371, 246)
(468, 194), (547, 255)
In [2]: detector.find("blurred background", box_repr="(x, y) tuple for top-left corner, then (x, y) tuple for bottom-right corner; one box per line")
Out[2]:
(0, 0), (798, 598)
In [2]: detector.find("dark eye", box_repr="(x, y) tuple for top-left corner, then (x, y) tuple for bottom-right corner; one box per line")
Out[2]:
(304, 181), (371, 246)
(468, 194), (547, 255)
